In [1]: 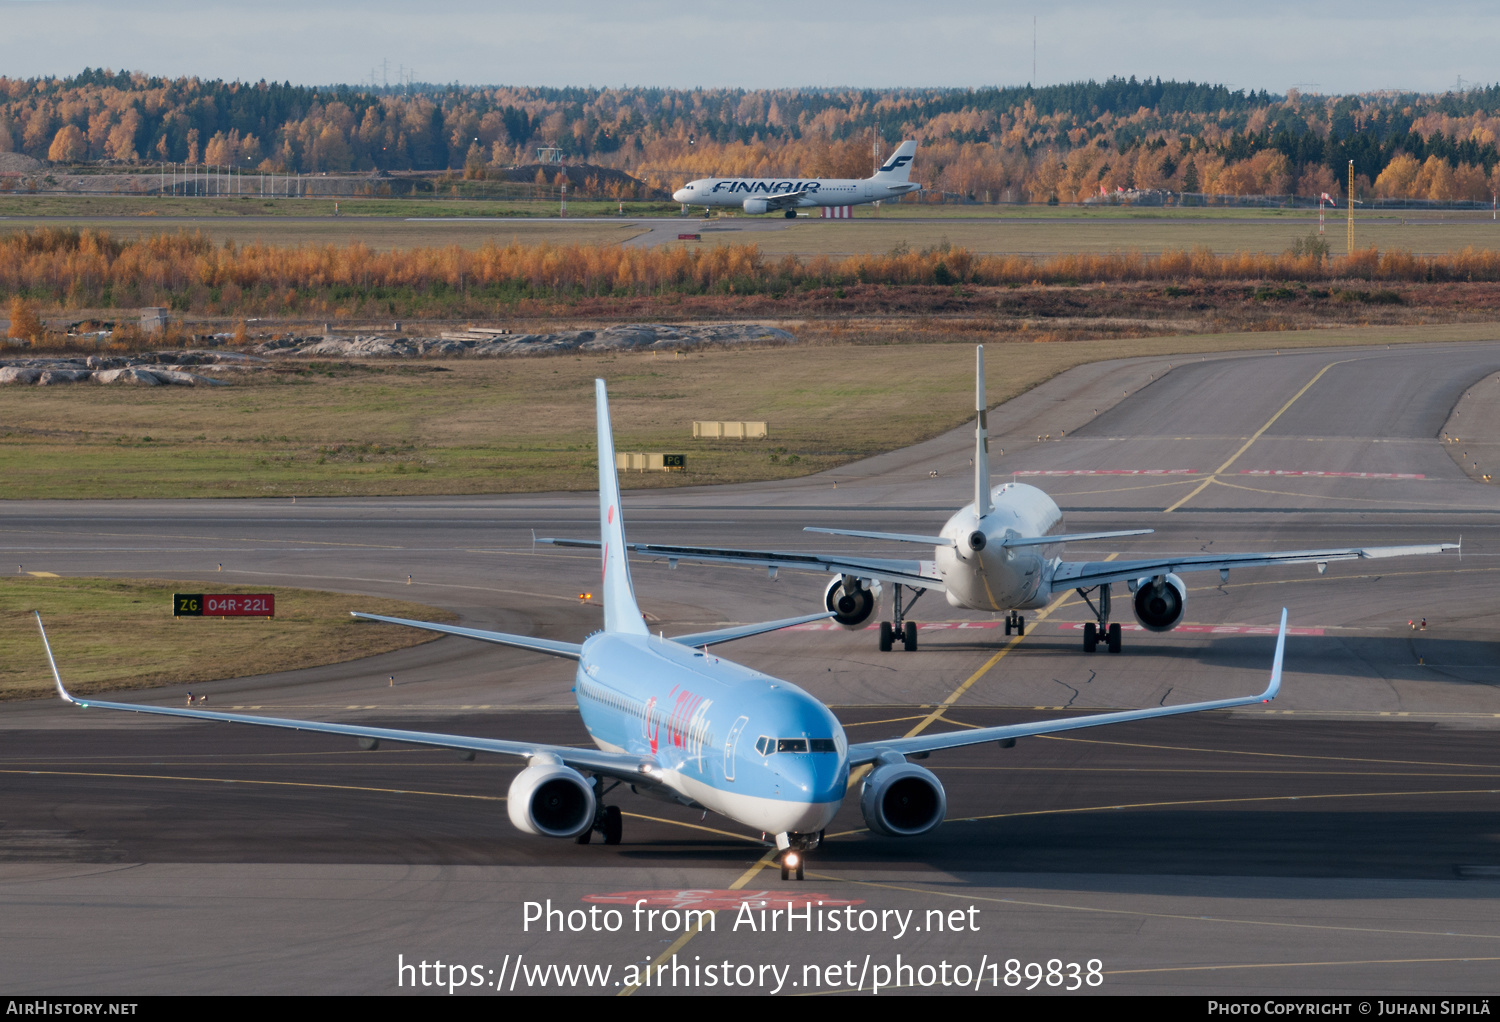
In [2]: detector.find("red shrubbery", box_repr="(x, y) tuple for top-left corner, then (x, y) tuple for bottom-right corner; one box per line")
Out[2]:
(3, 228), (1499, 318)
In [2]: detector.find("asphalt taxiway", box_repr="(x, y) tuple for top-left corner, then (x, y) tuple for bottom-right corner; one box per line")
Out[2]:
(3, 339), (1500, 993)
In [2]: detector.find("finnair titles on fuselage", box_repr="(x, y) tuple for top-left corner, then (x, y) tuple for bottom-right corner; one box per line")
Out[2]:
(672, 140), (921, 217)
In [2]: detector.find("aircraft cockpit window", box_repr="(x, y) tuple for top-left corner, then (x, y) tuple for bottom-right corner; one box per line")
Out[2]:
(755, 736), (773, 756)
(776, 738), (809, 753)
(809, 739), (837, 753)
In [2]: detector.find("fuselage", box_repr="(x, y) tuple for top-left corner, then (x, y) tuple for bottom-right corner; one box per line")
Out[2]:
(671, 175), (919, 209)
(573, 632), (847, 834)
(936, 481), (1065, 612)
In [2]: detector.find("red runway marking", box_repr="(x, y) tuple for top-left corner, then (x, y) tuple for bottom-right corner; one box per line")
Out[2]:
(1239, 470), (1425, 480)
(793, 621), (1324, 635)
(792, 621), (1006, 631)
(584, 890), (863, 910)
(1056, 622), (1325, 636)
(1015, 469), (1197, 476)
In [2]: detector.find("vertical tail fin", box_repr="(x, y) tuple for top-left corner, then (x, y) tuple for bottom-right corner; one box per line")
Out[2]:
(974, 345), (992, 519)
(594, 379), (649, 635)
(872, 140), (918, 181)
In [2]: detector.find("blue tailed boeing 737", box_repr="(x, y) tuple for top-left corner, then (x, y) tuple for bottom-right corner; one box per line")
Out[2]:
(37, 380), (1287, 878)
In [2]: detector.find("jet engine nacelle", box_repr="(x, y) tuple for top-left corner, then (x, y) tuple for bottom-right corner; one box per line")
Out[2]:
(1131, 573), (1187, 632)
(507, 760), (595, 838)
(824, 575), (881, 630)
(742, 198), (770, 215)
(860, 760), (947, 837)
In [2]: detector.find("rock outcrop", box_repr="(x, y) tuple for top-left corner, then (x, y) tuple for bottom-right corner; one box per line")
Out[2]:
(255, 323), (797, 358)
(0, 351), (244, 386)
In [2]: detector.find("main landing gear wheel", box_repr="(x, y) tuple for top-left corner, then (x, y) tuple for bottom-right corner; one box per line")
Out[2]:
(784, 209), (796, 218)
(779, 851), (805, 881)
(602, 805), (623, 845)
(877, 583), (928, 652)
(1078, 583), (1120, 652)
(579, 803), (623, 845)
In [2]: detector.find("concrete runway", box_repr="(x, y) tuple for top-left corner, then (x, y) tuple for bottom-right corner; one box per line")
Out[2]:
(4, 340), (1500, 994)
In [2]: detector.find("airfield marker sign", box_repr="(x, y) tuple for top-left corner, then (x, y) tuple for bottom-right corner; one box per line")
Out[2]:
(174, 593), (275, 618)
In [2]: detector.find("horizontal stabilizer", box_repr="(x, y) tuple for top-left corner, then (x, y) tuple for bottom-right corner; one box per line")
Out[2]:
(671, 611), (834, 648)
(804, 527), (953, 547)
(1003, 528), (1154, 548)
(350, 612), (582, 660)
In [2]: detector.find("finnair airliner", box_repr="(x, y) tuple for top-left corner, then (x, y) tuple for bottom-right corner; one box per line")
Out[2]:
(39, 379), (1286, 879)
(545, 348), (1456, 655)
(672, 140), (922, 217)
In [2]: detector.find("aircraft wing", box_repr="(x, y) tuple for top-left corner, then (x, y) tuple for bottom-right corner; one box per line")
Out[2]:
(34, 613), (654, 783)
(349, 612), (582, 660)
(671, 611), (835, 648)
(537, 536), (947, 591)
(1051, 542), (1458, 590)
(760, 189), (813, 209)
(847, 609), (1287, 765)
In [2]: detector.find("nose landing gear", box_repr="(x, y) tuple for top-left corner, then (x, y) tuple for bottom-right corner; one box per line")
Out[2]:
(1004, 611), (1025, 636)
(775, 830), (823, 880)
(780, 850), (805, 881)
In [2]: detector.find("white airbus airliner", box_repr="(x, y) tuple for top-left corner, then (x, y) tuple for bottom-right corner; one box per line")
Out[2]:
(38, 379), (1288, 879)
(671, 140), (921, 216)
(543, 347), (1456, 653)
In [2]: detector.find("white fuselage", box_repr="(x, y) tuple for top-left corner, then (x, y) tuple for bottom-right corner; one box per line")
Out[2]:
(936, 482), (1065, 612)
(672, 176), (919, 210)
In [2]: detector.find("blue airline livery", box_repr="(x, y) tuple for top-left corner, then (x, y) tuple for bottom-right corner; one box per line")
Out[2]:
(37, 379), (1288, 878)
(673, 140), (922, 217)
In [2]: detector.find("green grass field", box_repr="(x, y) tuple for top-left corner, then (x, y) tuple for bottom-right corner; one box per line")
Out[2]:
(0, 192), (1481, 222)
(3, 324), (1496, 500)
(4, 192), (1494, 255)
(0, 194), (678, 219)
(0, 215), (649, 252)
(711, 216), (1500, 258)
(0, 576), (456, 700)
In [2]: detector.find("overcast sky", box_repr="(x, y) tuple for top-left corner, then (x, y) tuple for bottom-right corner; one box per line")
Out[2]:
(1, 0), (1495, 95)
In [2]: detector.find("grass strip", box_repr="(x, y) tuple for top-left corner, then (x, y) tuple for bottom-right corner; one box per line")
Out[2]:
(0, 576), (457, 700)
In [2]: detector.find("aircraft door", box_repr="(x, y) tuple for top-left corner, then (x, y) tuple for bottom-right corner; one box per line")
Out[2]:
(863, 181), (873, 199)
(723, 715), (749, 781)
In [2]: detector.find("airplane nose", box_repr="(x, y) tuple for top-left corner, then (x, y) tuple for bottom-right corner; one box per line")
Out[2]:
(775, 755), (846, 803)
(672, 189), (688, 202)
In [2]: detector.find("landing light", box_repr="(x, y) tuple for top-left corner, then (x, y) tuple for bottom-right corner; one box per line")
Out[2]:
(578, 592), (593, 602)
(784, 852), (800, 868)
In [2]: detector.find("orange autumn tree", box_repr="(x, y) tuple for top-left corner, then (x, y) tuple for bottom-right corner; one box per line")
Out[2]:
(7, 296), (44, 342)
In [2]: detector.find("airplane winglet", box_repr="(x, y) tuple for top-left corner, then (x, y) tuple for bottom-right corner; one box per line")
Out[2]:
(1262, 607), (1288, 702)
(34, 612), (79, 706)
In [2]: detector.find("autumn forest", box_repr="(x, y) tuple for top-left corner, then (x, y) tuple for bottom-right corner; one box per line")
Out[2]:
(4, 71), (1500, 202)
